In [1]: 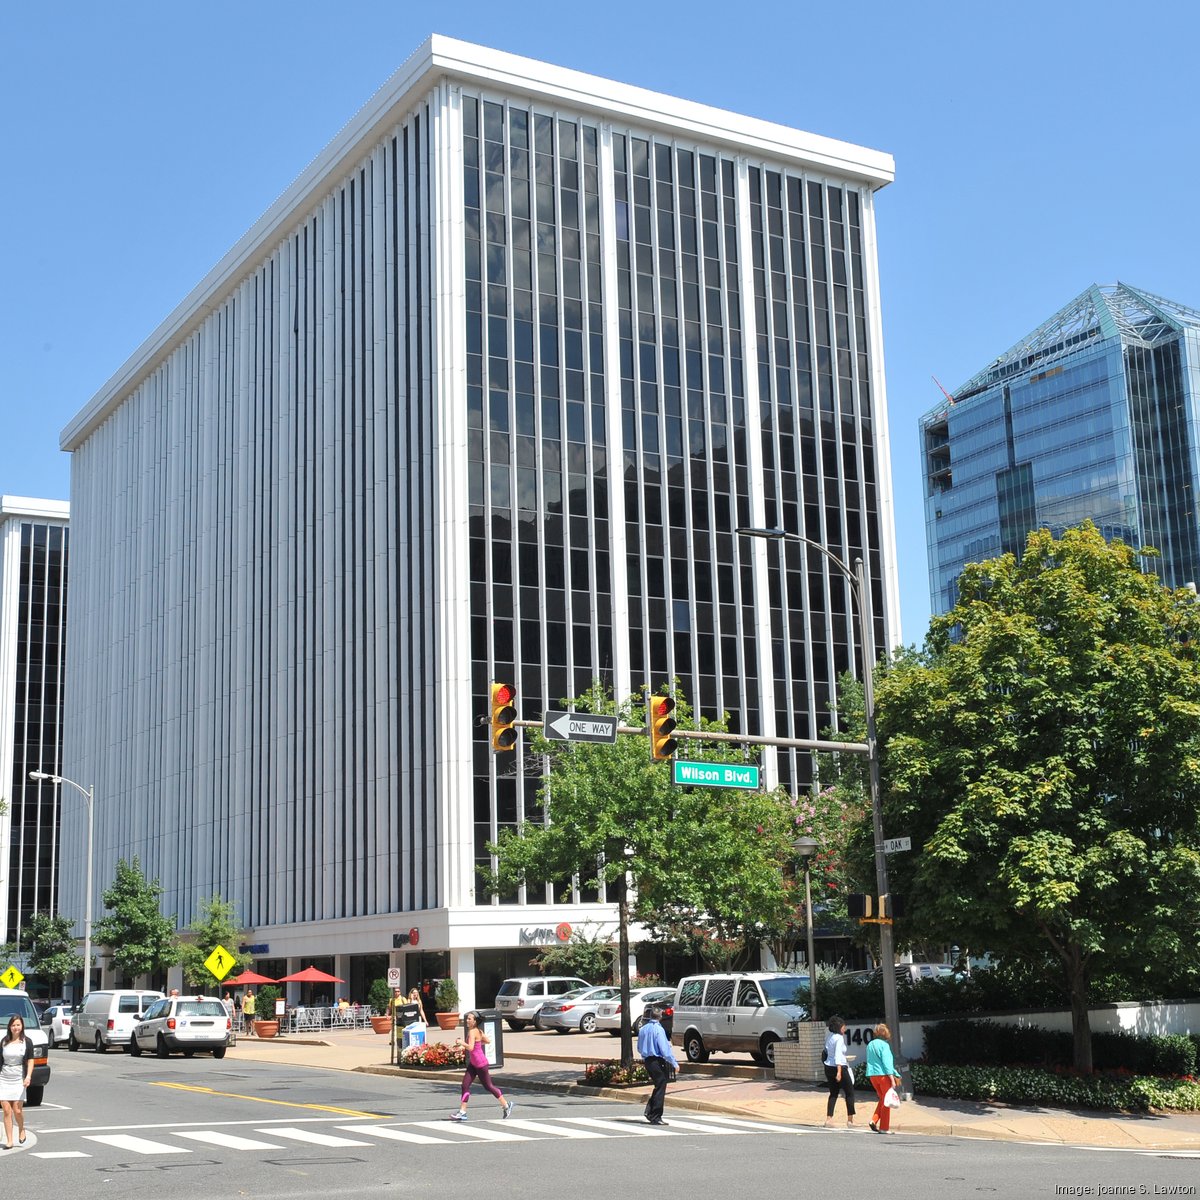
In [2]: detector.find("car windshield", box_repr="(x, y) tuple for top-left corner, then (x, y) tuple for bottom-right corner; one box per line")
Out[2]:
(0, 995), (39, 1024)
(760, 977), (809, 1006)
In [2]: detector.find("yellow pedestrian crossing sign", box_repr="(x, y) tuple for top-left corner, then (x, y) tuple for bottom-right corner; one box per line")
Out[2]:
(0, 964), (24, 989)
(204, 945), (235, 981)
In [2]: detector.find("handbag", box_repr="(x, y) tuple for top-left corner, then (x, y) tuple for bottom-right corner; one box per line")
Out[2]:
(883, 1085), (901, 1108)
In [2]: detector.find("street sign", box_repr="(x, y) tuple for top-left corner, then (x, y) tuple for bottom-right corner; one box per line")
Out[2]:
(387, 967), (402, 989)
(204, 944), (235, 981)
(883, 837), (912, 854)
(0, 964), (24, 990)
(543, 709), (619, 743)
(672, 760), (761, 790)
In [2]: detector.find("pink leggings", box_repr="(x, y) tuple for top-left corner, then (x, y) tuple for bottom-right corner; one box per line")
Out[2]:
(461, 1062), (503, 1103)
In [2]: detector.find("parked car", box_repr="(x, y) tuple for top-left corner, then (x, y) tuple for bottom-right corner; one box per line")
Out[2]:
(40, 1003), (75, 1047)
(0, 988), (51, 1104)
(536, 985), (622, 1034)
(874, 962), (954, 985)
(596, 986), (678, 1036)
(129, 994), (231, 1058)
(71, 989), (165, 1052)
(671, 972), (809, 1067)
(494, 977), (590, 1031)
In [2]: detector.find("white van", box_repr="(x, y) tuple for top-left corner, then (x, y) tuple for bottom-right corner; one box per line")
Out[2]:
(671, 972), (809, 1067)
(71, 989), (165, 1052)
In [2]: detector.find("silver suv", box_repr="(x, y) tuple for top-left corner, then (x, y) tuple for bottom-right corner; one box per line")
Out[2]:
(494, 977), (589, 1030)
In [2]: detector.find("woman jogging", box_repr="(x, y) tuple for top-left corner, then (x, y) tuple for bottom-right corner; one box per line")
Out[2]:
(1, 1015), (35, 1149)
(449, 1011), (513, 1121)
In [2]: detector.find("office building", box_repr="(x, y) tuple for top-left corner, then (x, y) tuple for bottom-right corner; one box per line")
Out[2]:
(60, 37), (898, 1006)
(0, 496), (69, 948)
(922, 282), (1200, 614)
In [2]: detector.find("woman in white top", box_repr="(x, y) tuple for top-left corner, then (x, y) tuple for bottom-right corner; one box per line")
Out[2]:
(0, 1015), (35, 1149)
(823, 1014), (858, 1128)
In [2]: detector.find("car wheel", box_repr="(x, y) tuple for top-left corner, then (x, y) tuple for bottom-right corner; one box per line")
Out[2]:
(684, 1030), (709, 1063)
(95, 1033), (106, 1054)
(213, 1047), (226, 1059)
(553, 1026), (569, 1034)
(506, 1019), (527, 1032)
(759, 1033), (780, 1067)
(580, 1013), (597, 1034)
(183, 1049), (196, 1057)
(632, 1016), (643, 1033)
(68, 1032), (79, 1052)
(608, 1029), (621, 1037)
(130, 1036), (142, 1057)
(25, 1085), (44, 1107)
(156, 1035), (170, 1059)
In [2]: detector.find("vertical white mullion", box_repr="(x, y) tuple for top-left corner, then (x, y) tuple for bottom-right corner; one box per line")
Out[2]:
(734, 157), (778, 784)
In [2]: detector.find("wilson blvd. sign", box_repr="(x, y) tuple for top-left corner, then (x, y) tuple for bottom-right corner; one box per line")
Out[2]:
(672, 760), (761, 790)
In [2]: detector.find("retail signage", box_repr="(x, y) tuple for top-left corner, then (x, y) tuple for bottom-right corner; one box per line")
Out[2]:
(543, 709), (618, 743)
(519, 923), (571, 946)
(672, 760), (760, 789)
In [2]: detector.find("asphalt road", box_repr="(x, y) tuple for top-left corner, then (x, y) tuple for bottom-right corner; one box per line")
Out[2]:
(12, 1047), (1199, 1199)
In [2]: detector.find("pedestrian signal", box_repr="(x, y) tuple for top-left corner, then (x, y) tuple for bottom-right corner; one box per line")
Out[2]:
(490, 682), (518, 751)
(884, 894), (905, 920)
(648, 695), (678, 760)
(847, 894), (873, 919)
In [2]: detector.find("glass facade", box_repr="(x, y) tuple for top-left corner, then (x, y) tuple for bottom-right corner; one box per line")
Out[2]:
(1, 510), (69, 944)
(922, 284), (1200, 613)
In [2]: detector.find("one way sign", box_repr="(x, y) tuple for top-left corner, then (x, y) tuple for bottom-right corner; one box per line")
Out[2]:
(543, 709), (619, 744)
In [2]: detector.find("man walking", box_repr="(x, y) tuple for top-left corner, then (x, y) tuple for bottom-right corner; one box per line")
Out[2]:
(242, 989), (256, 1034)
(636, 1005), (679, 1126)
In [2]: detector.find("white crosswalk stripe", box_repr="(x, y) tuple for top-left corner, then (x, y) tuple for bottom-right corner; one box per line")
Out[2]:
(41, 1113), (795, 1159)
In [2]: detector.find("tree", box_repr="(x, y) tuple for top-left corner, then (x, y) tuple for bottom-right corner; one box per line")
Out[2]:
(529, 924), (617, 982)
(874, 524), (1200, 1071)
(176, 894), (251, 990)
(488, 682), (796, 1066)
(24, 912), (83, 990)
(92, 857), (178, 982)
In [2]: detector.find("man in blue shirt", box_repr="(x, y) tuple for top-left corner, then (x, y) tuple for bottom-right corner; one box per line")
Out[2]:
(636, 1005), (679, 1125)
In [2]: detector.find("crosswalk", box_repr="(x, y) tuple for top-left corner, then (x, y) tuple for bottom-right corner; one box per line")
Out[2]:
(31, 1113), (801, 1160)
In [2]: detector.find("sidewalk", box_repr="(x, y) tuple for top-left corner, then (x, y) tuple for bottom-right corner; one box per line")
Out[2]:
(227, 1024), (1200, 1152)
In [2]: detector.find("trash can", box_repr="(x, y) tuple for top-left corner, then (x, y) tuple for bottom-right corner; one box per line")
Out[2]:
(402, 1024), (427, 1050)
(473, 1009), (504, 1069)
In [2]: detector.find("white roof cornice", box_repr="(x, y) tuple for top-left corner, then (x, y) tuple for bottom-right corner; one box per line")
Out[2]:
(62, 35), (894, 451)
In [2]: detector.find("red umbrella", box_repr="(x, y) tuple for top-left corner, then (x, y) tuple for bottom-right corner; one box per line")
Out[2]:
(223, 970), (278, 986)
(277, 965), (344, 984)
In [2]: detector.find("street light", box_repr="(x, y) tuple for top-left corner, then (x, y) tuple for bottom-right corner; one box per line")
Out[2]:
(29, 770), (94, 1001)
(792, 835), (819, 1023)
(737, 525), (905, 1081)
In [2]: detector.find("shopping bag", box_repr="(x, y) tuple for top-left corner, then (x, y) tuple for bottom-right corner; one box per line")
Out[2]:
(883, 1086), (901, 1108)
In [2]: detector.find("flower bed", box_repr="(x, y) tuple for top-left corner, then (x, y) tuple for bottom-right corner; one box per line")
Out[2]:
(400, 1040), (468, 1069)
(581, 1061), (650, 1087)
(911, 1063), (1200, 1112)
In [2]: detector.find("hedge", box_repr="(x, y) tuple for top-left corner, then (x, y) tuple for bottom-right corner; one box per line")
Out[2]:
(911, 1063), (1200, 1112)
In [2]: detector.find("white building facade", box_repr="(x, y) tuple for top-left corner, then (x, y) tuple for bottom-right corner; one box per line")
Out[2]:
(0, 496), (69, 950)
(60, 38), (898, 1008)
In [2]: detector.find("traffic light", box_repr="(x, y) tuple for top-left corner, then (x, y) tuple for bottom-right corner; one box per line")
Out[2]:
(884, 894), (905, 920)
(648, 695), (678, 760)
(490, 682), (517, 751)
(847, 893), (872, 919)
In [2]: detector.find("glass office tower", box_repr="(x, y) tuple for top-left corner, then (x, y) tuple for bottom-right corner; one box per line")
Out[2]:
(60, 38), (899, 1004)
(0, 497), (69, 947)
(922, 283), (1200, 614)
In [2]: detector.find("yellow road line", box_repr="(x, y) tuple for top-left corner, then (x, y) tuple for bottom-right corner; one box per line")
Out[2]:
(151, 1081), (385, 1118)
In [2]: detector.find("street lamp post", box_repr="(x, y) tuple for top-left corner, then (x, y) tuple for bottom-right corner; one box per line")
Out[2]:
(738, 525), (906, 1083)
(792, 835), (819, 1023)
(29, 771), (94, 1001)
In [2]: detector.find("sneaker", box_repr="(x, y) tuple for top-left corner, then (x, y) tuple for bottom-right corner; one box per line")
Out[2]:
(449, 1111), (468, 1122)
(503, 1101), (515, 1119)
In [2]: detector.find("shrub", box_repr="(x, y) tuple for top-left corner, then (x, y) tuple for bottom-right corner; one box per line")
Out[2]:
(400, 1040), (468, 1068)
(367, 978), (392, 1015)
(256, 985), (282, 1015)
(912, 1063), (1200, 1112)
(436, 977), (459, 1012)
(582, 1060), (650, 1086)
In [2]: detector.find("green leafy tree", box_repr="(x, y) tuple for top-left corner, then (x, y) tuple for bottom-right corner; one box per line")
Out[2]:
(488, 682), (796, 1065)
(873, 524), (1200, 1071)
(176, 894), (251, 989)
(24, 912), (83, 990)
(529, 923), (616, 982)
(92, 856), (178, 982)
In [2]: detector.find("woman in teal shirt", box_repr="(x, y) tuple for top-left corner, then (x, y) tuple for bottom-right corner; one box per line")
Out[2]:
(865, 1023), (902, 1133)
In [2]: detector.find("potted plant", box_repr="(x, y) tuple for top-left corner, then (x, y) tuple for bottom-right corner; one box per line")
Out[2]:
(368, 978), (395, 1034)
(435, 977), (460, 1030)
(254, 984), (282, 1038)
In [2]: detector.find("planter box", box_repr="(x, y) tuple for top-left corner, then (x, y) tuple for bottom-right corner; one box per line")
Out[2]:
(435, 1012), (460, 1031)
(253, 1020), (280, 1039)
(370, 1016), (394, 1035)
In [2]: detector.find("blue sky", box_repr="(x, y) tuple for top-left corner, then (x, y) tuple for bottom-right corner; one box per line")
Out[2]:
(3, 0), (1197, 642)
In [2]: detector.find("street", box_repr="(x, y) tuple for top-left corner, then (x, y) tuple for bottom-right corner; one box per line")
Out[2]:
(10, 1049), (1198, 1199)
